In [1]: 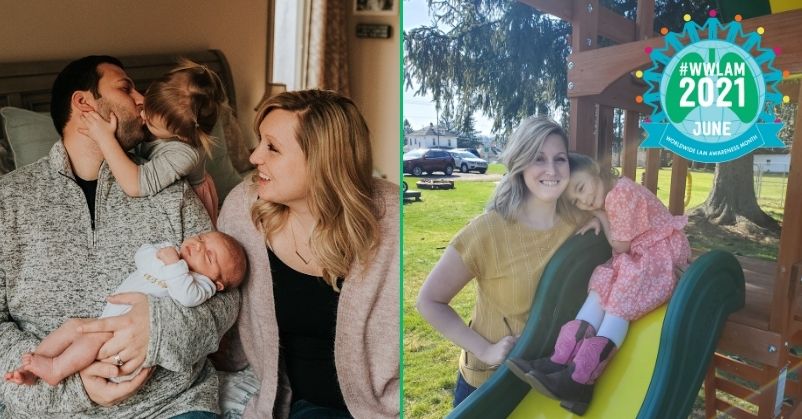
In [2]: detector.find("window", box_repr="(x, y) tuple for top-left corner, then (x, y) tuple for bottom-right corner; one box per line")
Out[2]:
(273, 0), (308, 90)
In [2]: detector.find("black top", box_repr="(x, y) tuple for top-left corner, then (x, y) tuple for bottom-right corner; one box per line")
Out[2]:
(269, 247), (347, 411)
(74, 176), (97, 229)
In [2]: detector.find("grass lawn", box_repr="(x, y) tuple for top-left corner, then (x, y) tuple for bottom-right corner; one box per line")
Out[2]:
(403, 168), (784, 418)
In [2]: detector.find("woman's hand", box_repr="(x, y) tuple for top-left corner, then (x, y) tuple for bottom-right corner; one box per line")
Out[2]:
(79, 361), (152, 407)
(576, 217), (601, 235)
(78, 293), (150, 375)
(78, 111), (117, 144)
(477, 335), (518, 367)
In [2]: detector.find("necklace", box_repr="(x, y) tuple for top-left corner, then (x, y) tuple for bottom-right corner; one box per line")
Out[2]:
(289, 218), (310, 265)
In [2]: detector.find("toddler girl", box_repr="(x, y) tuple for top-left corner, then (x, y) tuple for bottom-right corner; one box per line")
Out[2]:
(80, 59), (230, 225)
(5, 231), (247, 386)
(507, 153), (690, 415)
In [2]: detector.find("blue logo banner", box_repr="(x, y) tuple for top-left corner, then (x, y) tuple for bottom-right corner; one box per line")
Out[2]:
(642, 122), (784, 163)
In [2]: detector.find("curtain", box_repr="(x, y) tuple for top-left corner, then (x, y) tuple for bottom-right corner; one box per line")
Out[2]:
(304, 0), (350, 95)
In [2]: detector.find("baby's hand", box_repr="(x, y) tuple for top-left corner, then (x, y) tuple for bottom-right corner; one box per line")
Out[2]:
(576, 217), (601, 235)
(156, 247), (180, 265)
(477, 335), (518, 367)
(77, 111), (117, 143)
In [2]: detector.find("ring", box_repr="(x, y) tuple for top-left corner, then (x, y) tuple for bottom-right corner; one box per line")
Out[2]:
(112, 354), (123, 366)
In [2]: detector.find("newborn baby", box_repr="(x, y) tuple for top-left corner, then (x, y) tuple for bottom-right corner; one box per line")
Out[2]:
(5, 231), (247, 386)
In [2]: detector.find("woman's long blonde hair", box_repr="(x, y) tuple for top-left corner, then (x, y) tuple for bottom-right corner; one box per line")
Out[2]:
(487, 116), (570, 221)
(250, 89), (380, 288)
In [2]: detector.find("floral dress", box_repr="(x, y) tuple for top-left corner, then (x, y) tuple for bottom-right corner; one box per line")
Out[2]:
(588, 176), (691, 320)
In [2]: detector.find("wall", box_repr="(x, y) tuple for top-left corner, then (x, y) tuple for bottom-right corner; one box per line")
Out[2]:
(347, 5), (401, 183)
(0, 0), (266, 146)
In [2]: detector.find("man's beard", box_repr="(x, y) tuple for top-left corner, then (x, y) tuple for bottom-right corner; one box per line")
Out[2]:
(95, 99), (147, 151)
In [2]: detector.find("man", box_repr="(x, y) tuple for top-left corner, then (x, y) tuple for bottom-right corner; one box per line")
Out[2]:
(0, 56), (239, 418)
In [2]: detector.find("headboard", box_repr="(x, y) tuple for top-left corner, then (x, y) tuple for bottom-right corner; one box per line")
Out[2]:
(0, 49), (238, 175)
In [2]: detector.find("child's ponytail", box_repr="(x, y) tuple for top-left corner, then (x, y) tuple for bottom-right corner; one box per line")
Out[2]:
(144, 58), (233, 157)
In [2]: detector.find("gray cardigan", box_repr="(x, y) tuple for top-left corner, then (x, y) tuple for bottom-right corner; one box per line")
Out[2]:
(0, 142), (240, 418)
(217, 178), (400, 419)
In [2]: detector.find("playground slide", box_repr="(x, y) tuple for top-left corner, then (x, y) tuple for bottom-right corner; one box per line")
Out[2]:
(447, 233), (745, 419)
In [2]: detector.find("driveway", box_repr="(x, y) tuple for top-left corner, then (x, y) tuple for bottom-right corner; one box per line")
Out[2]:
(403, 172), (503, 182)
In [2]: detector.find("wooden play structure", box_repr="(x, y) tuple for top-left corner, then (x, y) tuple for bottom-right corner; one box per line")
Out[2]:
(512, 0), (802, 417)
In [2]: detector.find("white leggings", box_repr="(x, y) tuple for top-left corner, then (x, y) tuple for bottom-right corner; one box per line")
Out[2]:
(575, 291), (629, 347)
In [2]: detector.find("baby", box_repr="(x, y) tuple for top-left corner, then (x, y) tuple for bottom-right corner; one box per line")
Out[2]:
(5, 231), (247, 386)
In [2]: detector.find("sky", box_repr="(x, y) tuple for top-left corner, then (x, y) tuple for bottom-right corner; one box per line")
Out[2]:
(403, 0), (495, 135)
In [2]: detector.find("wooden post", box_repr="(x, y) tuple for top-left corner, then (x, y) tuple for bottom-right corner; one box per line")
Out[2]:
(635, 0), (655, 40)
(644, 149), (660, 193)
(569, 0), (599, 157)
(570, 99), (598, 156)
(704, 364), (717, 418)
(622, 110), (639, 180)
(597, 105), (614, 169)
(668, 155), (688, 215)
(771, 81), (802, 336)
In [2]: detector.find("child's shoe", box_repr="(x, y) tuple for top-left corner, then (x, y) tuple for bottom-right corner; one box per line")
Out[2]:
(529, 336), (617, 416)
(506, 320), (595, 386)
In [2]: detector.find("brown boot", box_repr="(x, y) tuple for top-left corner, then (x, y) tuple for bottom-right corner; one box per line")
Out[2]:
(529, 336), (617, 416)
(506, 320), (595, 387)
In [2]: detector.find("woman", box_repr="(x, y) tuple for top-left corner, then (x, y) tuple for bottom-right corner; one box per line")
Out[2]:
(216, 90), (399, 418)
(416, 116), (577, 406)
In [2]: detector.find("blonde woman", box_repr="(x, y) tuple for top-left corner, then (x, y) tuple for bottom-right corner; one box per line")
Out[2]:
(215, 90), (399, 419)
(417, 116), (577, 406)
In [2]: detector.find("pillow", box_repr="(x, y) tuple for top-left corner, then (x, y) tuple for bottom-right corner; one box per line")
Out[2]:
(0, 107), (60, 169)
(219, 108), (254, 173)
(0, 106), (242, 202)
(207, 119), (243, 203)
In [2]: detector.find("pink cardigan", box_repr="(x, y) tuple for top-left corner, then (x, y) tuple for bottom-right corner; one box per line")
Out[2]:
(216, 178), (400, 419)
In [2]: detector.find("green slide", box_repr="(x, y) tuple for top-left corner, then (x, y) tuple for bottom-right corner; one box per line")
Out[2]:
(447, 233), (745, 419)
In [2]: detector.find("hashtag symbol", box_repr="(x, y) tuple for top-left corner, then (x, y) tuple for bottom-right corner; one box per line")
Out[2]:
(679, 63), (688, 76)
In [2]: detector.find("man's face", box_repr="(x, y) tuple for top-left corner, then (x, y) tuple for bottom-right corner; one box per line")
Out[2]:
(91, 63), (147, 150)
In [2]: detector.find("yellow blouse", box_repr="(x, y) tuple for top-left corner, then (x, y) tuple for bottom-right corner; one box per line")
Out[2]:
(451, 210), (575, 387)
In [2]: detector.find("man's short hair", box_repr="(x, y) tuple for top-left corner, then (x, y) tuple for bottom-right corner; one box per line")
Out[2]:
(50, 55), (124, 136)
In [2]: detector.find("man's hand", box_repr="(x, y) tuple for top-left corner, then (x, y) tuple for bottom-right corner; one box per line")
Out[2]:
(78, 293), (150, 375)
(77, 111), (118, 144)
(156, 247), (180, 265)
(80, 361), (152, 407)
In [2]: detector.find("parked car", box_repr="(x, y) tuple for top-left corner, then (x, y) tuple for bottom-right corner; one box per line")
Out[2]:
(403, 148), (455, 176)
(448, 150), (488, 174)
(454, 147), (481, 158)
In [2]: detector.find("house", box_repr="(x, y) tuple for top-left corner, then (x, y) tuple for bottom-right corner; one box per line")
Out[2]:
(754, 153), (790, 173)
(404, 123), (459, 151)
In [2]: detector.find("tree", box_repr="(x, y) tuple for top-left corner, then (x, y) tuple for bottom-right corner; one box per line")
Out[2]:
(692, 156), (780, 232)
(404, 118), (413, 135)
(405, 0), (570, 135)
(457, 113), (482, 149)
(438, 105), (459, 132)
(405, 1), (714, 135)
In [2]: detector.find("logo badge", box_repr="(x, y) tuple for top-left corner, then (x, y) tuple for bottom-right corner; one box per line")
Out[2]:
(640, 13), (785, 163)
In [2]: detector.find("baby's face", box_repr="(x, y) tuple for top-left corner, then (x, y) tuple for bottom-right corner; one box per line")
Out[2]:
(179, 232), (232, 285)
